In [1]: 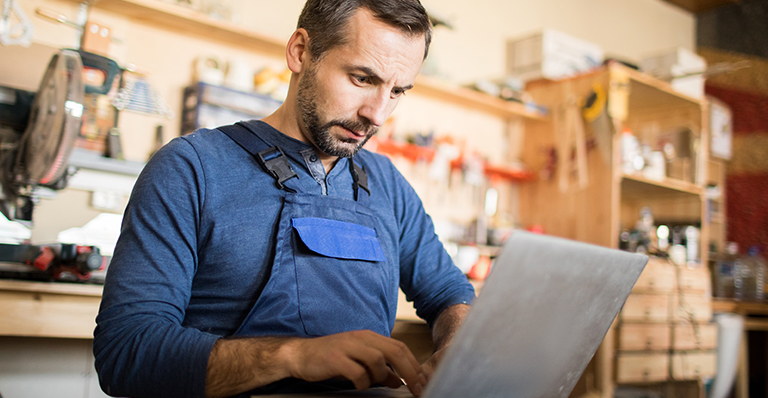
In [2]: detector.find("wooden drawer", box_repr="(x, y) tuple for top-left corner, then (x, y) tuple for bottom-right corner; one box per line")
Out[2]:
(621, 293), (671, 322)
(670, 293), (712, 323)
(616, 353), (669, 383)
(618, 323), (671, 351)
(677, 267), (711, 293)
(671, 351), (716, 380)
(632, 258), (676, 293)
(672, 323), (718, 350)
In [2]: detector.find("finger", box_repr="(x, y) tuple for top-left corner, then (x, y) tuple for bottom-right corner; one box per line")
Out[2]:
(335, 356), (373, 391)
(381, 369), (404, 389)
(348, 345), (391, 385)
(372, 341), (425, 396)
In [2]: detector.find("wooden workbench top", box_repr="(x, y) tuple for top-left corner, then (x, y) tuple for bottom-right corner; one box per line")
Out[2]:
(0, 279), (103, 296)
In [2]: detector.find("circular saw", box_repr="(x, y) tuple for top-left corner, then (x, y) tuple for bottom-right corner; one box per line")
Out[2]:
(1, 49), (84, 221)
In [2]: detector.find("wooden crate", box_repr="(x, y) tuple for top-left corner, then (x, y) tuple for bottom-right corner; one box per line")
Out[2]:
(672, 323), (718, 350)
(632, 258), (677, 294)
(671, 351), (716, 380)
(621, 293), (672, 322)
(670, 293), (713, 323)
(616, 353), (670, 383)
(677, 267), (711, 294)
(618, 323), (671, 351)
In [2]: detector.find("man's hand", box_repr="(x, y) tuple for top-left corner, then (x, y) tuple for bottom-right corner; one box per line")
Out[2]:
(285, 330), (427, 396)
(205, 330), (427, 398)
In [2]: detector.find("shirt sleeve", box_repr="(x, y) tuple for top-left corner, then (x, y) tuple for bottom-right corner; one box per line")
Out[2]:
(388, 162), (476, 327)
(93, 136), (218, 398)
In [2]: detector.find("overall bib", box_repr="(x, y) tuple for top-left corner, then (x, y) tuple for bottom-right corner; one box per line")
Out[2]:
(218, 122), (396, 339)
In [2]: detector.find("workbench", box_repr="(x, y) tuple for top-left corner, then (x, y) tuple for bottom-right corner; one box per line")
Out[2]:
(0, 278), (436, 337)
(0, 279), (103, 339)
(0, 278), (435, 398)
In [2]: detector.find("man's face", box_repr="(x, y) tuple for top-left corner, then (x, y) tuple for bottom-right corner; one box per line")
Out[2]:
(295, 8), (425, 159)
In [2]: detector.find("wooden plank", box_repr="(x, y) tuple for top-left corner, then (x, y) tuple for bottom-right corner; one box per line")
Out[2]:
(65, 0), (286, 56)
(670, 351), (716, 380)
(617, 323), (671, 351)
(615, 353), (670, 383)
(412, 75), (548, 121)
(0, 279), (103, 297)
(670, 293), (713, 323)
(621, 294), (672, 323)
(672, 323), (718, 350)
(712, 299), (768, 315)
(632, 258), (677, 294)
(677, 267), (712, 294)
(621, 174), (703, 197)
(0, 290), (100, 339)
(662, 0), (740, 13)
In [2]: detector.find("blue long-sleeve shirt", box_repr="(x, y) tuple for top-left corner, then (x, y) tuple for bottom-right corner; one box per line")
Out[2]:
(93, 120), (475, 398)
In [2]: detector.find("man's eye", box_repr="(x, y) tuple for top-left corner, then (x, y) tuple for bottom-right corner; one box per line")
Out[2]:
(354, 75), (371, 84)
(391, 88), (406, 98)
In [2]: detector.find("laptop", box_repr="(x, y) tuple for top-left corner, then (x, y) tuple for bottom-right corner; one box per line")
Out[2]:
(258, 231), (648, 398)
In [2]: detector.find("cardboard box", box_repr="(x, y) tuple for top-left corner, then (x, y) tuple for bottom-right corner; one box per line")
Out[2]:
(640, 47), (707, 99)
(506, 29), (604, 82)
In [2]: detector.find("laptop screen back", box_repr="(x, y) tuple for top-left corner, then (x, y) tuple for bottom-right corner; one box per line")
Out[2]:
(424, 231), (647, 398)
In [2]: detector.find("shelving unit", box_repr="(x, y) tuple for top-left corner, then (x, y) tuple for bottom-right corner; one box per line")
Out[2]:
(520, 62), (711, 398)
(69, 0), (547, 122)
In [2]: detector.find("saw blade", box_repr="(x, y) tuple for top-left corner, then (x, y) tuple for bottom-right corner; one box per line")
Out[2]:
(20, 49), (84, 186)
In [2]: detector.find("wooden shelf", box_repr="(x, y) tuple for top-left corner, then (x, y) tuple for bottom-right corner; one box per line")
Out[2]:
(712, 298), (768, 316)
(412, 74), (547, 120)
(0, 279), (103, 297)
(609, 62), (704, 112)
(621, 173), (703, 197)
(77, 0), (547, 121)
(72, 0), (286, 56)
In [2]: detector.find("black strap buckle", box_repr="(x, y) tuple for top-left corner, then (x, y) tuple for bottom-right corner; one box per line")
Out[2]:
(349, 158), (370, 201)
(256, 147), (298, 192)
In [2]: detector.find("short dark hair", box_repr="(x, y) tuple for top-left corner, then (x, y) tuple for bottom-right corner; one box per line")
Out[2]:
(297, 0), (432, 61)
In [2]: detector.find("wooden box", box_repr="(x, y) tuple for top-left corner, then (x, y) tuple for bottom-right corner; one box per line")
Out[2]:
(632, 258), (677, 293)
(672, 323), (718, 350)
(621, 293), (671, 322)
(671, 351), (716, 380)
(677, 267), (711, 293)
(618, 323), (671, 351)
(670, 293), (712, 323)
(616, 353), (670, 383)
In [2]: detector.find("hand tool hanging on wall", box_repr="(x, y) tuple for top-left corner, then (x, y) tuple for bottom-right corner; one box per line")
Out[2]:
(583, 82), (613, 165)
(555, 93), (589, 192)
(0, 0), (34, 46)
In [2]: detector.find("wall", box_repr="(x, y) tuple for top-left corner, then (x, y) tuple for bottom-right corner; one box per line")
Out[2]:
(698, 48), (768, 257)
(5, 0), (696, 238)
(697, 0), (768, 59)
(0, 1), (695, 397)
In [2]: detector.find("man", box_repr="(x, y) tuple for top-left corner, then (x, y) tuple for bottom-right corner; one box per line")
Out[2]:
(93, 1), (475, 397)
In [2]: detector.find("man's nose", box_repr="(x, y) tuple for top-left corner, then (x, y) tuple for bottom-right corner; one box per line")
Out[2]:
(359, 88), (392, 128)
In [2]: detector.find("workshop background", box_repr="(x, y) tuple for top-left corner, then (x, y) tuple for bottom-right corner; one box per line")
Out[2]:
(0, 0), (766, 397)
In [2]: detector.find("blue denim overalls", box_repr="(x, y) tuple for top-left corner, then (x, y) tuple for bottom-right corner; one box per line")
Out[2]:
(219, 122), (395, 339)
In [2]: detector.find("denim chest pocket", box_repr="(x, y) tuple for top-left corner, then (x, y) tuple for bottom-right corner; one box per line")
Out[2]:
(291, 217), (391, 336)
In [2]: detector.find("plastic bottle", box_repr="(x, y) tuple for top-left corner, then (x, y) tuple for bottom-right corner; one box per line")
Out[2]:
(713, 242), (739, 298)
(734, 246), (767, 301)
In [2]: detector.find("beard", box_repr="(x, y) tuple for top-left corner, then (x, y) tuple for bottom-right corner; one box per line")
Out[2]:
(296, 66), (378, 158)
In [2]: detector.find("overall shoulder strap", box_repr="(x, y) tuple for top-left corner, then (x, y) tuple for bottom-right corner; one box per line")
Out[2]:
(218, 122), (299, 192)
(348, 156), (371, 203)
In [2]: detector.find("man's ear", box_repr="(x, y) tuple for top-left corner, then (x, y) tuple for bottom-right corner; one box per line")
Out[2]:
(286, 28), (310, 74)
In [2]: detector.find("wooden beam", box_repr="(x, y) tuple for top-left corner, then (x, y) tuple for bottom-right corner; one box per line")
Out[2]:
(661, 0), (740, 14)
